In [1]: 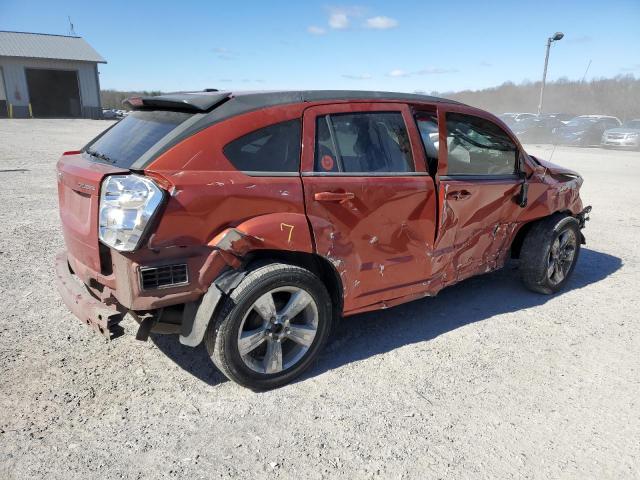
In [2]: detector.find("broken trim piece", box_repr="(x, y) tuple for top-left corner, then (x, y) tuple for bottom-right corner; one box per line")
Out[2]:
(178, 269), (248, 347)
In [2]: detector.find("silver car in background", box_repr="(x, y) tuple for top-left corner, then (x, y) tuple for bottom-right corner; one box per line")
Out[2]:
(601, 119), (640, 150)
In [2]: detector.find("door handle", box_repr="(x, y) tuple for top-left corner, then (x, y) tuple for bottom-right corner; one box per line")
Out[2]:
(314, 191), (355, 203)
(447, 190), (472, 201)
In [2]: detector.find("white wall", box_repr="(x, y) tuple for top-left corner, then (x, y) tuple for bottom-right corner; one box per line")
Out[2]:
(0, 56), (101, 108)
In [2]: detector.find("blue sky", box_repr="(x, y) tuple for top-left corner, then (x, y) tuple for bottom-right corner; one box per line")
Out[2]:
(2, 0), (639, 93)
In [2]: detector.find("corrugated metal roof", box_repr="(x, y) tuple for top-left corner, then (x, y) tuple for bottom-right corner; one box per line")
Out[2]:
(0, 31), (106, 63)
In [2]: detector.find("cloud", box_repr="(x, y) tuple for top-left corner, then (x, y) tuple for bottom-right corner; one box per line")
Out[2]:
(365, 16), (398, 29)
(620, 64), (640, 72)
(307, 25), (326, 35)
(567, 35), (592, 44)
(415, 67), (458, 75)
(329, 12), (349, 29)
(212, 47), (235, 60)
(388, 69), (409, 77)
(388, 67), (457, 77)
(341, 73), (372, 80)
(479, 61), (492, 67)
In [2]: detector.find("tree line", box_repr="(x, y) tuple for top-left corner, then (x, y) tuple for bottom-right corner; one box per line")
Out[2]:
(439, 75), (639, 121)
(101, 75), (640, 121)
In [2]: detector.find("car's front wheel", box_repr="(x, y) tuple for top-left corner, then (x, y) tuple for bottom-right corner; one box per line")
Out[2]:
(205, 263), (333, 390)
(519, 214), (581, 294)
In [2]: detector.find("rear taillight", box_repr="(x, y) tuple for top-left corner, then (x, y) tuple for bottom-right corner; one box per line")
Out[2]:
(99, 174), (164, 252)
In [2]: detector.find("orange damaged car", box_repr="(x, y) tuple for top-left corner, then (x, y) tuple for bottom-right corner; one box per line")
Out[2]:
(55, 90), (591, 389)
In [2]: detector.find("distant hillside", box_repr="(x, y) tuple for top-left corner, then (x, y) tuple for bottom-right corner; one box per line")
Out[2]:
(440, 75), (640, 121)
(101, 76), (640, 120)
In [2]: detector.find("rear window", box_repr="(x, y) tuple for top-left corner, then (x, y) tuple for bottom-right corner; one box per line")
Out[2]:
(84, 110), (192, 168)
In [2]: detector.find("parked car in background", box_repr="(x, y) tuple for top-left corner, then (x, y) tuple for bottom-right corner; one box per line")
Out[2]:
(510, 116), (565, 144)
(554, 115), (621, 146)
(601, 119), (640, 150)
(498, 112), (537, 128)
(101, 108), (120, 120)
(55, 90), (590, 389)
(540, 113), (575, 124)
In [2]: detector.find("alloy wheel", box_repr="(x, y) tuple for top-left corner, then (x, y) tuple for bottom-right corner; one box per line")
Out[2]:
(237, 286), (319, 374)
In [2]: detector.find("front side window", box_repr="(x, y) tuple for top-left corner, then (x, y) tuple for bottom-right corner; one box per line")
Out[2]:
(446, 113), (517, 176)
(314, 112), (414, 173)
(224, 119), (301, 172)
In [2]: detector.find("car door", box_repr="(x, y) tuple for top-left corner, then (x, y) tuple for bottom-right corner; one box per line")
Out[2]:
(435, 106), (523, 282)
(301, 102), (437, 313)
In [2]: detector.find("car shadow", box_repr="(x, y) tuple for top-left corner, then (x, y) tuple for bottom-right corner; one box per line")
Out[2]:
(151, 248), (621, 387)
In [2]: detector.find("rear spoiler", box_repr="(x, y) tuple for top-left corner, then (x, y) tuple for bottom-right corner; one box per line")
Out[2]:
(123, 91), (232, 113)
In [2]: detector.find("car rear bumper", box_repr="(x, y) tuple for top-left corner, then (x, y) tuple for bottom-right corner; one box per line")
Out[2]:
(55, 247), (229, 341)
(600, 139), (639, 148)
(55, 251), (126, 339)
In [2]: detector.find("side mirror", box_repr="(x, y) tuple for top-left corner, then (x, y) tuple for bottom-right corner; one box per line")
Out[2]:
(516, 153), (529, 207)
(517, 180), (528, 208)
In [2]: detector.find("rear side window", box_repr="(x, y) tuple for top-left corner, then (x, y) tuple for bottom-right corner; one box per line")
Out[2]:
(446, 113), (517, 176)
(85, 110), (192, 168)
(223, 119), (301, 173)
(314, 112), (414, 174)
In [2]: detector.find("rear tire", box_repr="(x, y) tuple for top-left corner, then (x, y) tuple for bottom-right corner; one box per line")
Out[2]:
(205, 263), (333, 390)
(519, 214), (581, 294)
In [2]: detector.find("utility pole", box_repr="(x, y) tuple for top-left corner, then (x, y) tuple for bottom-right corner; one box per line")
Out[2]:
(537, 32), (564, 115)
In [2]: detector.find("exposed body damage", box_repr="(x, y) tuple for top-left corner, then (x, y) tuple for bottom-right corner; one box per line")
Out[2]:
(54, 90), (589, 388)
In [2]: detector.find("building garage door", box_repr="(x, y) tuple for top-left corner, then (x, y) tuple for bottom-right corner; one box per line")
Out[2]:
(25, 68), (82, 118)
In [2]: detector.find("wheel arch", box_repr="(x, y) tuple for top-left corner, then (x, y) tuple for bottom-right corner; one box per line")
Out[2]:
(242, 249), (344, 320)
(510, 210), (575, 259)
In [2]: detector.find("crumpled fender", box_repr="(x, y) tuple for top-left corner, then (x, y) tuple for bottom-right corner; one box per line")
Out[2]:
(179, 212), (314, 347)
(208, 212), (314, 266)
(531, 155), (582, 179)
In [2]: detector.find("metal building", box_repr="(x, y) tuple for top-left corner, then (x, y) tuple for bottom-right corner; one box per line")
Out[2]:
(0, 31), (106, 119)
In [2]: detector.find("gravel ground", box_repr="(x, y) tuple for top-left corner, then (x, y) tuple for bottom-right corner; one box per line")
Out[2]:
(1, 119), (639, 479)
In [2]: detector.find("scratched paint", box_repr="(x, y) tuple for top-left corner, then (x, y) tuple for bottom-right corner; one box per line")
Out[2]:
(55, 98), (586, 322)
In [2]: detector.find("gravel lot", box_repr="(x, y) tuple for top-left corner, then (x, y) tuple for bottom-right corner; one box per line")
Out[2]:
(1, 119), (639, 479)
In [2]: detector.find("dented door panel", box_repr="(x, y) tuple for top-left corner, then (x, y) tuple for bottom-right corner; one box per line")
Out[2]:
(304, 176), (437, 312)
(301, 102), (438, 313)
(436, 177), (521, 281)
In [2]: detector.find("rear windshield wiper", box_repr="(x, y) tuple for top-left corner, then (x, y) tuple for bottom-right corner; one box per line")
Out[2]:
(86, 149), (116, 164)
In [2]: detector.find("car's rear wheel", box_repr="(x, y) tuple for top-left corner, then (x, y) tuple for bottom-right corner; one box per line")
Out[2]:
(205, 263), (333, 390)
(519, 214), (581, 294)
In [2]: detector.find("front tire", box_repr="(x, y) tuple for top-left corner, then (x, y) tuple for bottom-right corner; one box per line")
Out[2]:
(205, 263), (333, 390)
(519, 214), (581, 294)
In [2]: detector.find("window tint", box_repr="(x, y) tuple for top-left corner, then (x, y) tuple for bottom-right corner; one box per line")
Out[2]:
(85, 110), (192, 168)
(224, 119), (301, 172)
(446, 113), (517, 176)
(314, 112), (414, 173)
(415, 113), (439, 175)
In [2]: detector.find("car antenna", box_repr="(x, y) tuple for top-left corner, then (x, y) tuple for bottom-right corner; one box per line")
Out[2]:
(543, 143), (557, 176)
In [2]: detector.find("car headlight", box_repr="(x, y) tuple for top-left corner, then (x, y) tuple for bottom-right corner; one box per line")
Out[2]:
(99, 174), (164, 252)
(628, 132), (639, 138)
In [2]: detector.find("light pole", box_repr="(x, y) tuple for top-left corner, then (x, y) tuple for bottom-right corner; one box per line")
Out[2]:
(537, 32), (564, 115)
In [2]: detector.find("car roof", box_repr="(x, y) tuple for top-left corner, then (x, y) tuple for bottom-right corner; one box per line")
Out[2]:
(127, 90), (463, 171)
(125, 89), (463, 114)
(577, 115), (619, 120)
